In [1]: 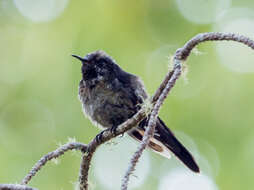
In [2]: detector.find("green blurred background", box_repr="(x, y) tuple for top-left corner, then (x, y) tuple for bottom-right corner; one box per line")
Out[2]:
(1, 0), (254, 189)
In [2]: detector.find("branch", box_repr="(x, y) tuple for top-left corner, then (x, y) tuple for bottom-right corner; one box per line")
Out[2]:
(121, 60), (182, 190)
(121, 32), (254, 190)
(0, 184), (37, 190)
(175, 32), (254, 60)
(21, 142), (87, 185)
(78, 67), (175, 190)
(10, 32), (254, 190)
(78, 67), (177, 190)
(78, 109), (148, 190)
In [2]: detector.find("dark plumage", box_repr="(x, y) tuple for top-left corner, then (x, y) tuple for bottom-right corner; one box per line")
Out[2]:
(73, 50), (199, 173)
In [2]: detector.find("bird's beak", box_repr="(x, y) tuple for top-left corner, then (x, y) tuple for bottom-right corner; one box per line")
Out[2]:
(72, 54), (88, 63)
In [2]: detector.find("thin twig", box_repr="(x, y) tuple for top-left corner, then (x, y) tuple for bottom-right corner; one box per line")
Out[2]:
(0, 184), (37, 190)
(21, 142), (87, 185)
(121, 60), (182, 190)
(77, 60), (176, 190)
(78, 65), (176, 190)
(121, 32), (254, 190)
(16, 32), (254, 190)
(78, 109), (147, 190)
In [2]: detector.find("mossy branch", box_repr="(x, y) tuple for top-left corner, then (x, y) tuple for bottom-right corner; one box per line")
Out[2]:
(1, 32), (254, 190)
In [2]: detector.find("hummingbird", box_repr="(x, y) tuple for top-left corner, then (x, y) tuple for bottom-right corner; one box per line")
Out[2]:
(72, 50), (199, 173)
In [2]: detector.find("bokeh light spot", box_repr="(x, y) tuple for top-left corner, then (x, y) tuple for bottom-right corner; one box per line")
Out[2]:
(145, 45), (177, 92)
(158, 168), (219, 190)
(175, 0), (231, 24)
(214, 8), (254, 73)
(92, 137), (150, 190)
(13, 0), (69, 22)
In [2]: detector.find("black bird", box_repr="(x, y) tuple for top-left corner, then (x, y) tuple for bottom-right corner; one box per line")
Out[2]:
(73, 50), (199, 173)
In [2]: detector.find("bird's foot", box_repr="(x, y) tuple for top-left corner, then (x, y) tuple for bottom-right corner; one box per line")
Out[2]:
(110, 125), (118, 136)
(95, 130), (106, 143)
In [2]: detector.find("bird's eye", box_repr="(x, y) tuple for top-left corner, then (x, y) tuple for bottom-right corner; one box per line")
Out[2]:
(85, 68), (97, 79)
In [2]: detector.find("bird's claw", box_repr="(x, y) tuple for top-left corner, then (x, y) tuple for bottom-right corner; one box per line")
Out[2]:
(110, 126), (118, 135)
(95, 131), (105, 143)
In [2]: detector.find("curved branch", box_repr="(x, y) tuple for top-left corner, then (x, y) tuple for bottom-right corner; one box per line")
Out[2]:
(175, 32), (254, 60)
(121, 32), (254, 190)
(77, 65), (178, 190)
(0, 184), (37, 190)
(77, 69), (176, 190)
(121, 60), (182, 190)
(78, 109), (147, 190)
(21, 142), (87, 185)
(17, 32), (254, 190)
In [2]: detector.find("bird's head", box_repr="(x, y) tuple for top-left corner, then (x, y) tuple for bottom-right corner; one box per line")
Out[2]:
(72, 50), (117, 83)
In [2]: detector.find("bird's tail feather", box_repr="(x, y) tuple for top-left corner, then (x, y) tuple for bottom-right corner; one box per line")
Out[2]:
(128, 117), (200, 173)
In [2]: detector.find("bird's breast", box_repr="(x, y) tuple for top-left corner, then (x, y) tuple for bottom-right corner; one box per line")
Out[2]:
(79, 81), (136, 129)
(79, 82), (113, 127)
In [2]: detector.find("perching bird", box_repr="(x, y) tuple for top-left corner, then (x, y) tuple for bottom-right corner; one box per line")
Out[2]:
(72, 50), (199, 173)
